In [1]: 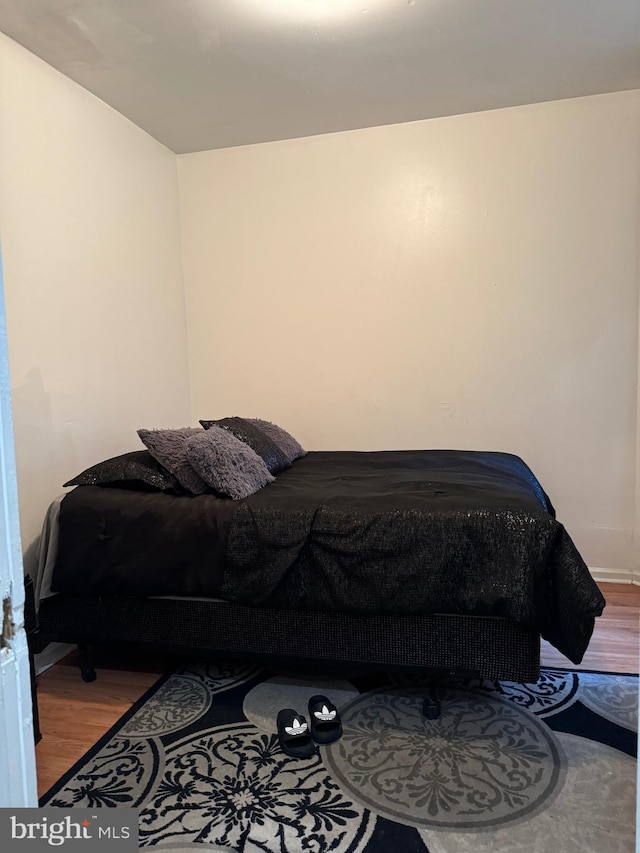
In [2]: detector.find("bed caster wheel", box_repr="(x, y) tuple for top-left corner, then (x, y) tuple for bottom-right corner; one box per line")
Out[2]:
(81, 666), (97, 683)
(77, 644), (96, 682)
(423, 695), (441, 720)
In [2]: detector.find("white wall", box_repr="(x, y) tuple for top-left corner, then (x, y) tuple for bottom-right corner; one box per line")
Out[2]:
(0, 36), (637, 581)
(0, 34), (192, 557)
(178, 91), (640, 577)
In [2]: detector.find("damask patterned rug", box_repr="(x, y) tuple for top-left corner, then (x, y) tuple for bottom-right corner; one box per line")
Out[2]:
(40, 663), (637, 852)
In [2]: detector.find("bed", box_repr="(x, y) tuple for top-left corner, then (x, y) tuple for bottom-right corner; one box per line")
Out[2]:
(34, 442), (605, 685)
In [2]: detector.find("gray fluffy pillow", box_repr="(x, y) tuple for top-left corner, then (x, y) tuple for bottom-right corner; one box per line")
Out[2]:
(137, 428), (209, 495)
(247, 419), (306, 464)
(186, 427), (274, 500)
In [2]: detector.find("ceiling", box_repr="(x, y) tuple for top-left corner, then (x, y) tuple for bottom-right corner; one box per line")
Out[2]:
(1, 0), (639, 155)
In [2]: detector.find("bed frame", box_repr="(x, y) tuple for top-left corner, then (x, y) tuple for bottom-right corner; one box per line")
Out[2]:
(36, 592), (541, 684)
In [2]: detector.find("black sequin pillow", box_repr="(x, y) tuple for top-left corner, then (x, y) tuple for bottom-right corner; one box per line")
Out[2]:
(199, 417), (291, 476)
(247, 419), (306, 464)
(64, 450), (182, 493)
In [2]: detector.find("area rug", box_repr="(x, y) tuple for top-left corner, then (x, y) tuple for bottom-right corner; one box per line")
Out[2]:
(40, 663), (637, 852)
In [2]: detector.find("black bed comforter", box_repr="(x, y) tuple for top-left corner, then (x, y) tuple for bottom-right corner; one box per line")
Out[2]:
(52, 449), (604, 663)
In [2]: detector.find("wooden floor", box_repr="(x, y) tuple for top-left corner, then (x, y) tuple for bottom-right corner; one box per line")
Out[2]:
(34, 582), (640, 798)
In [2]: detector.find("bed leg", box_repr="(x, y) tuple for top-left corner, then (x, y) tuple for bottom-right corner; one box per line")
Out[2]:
(78, 644), (97, 683)
(423, 680), (441, 720)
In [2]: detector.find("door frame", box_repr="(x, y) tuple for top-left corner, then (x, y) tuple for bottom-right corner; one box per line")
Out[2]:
(0, 244), (37, 806)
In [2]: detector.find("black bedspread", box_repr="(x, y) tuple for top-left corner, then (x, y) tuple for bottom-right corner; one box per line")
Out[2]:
(52, 486), (236, 598)
(222, 450), (604, 663)
(52, 449), (604, 664)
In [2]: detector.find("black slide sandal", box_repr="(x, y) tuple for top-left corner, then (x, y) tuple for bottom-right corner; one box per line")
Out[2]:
(276, 709), (316, 759)
(308, 695), (343, 744)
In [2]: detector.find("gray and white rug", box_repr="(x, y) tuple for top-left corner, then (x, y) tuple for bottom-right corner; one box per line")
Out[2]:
(40, 663), (637, 852)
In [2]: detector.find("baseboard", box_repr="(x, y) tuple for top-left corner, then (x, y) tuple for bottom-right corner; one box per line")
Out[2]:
(34, 642), (74, 676)
(589, 567), (636, 585)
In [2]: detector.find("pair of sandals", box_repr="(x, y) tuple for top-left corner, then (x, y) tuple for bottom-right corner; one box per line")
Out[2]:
(276, 695), (342, 758)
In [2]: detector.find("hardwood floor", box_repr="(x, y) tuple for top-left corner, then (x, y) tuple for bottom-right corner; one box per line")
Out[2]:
(34, 582), (640, 798)
(541, 582), (640, 674)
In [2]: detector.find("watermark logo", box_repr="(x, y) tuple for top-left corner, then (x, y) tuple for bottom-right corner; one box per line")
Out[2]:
(0, 809), (138, 850)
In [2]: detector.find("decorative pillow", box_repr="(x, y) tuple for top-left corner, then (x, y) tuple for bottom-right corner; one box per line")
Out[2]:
(247, 418), (306, 464)
(137, 428), (209, 495)
(63, 450), (181, 492)
(186, 427), (274, 500)
(199, 417), (291, 476)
